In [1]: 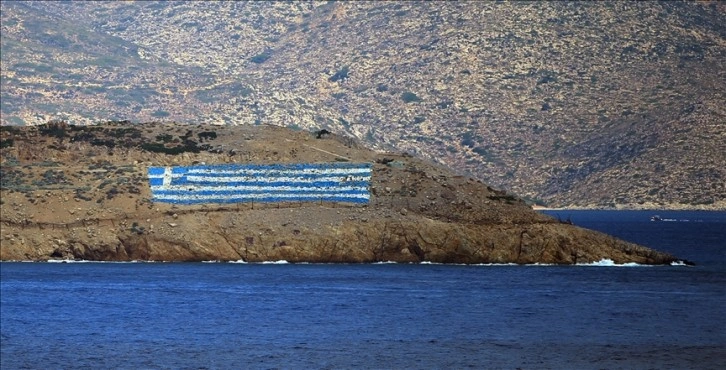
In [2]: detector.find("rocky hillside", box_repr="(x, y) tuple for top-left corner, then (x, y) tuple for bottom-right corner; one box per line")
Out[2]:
(0, 122), (685, 264)
(1, 1), (724, 209)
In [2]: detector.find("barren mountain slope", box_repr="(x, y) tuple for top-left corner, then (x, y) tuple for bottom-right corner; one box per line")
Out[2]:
(1, 1), (724, 209)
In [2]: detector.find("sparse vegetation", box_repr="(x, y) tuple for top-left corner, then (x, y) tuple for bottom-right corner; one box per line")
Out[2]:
(156, 134), (173, 143)
(401, 92), (422, 103)
(197, 131), (218, 141)
(0, 1), (722, 209)
(38, 120), (69, 139)
(0, 138), (14, 148)
(250, 51), (272, 64)
(329, 65), (350, 82)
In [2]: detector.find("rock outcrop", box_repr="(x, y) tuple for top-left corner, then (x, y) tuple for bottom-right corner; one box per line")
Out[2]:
(0, 122), (685, 264)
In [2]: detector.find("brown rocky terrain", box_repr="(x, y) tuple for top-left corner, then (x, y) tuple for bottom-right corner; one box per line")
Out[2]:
(1, 122), (685, 264)
(1, 1), (724, 209)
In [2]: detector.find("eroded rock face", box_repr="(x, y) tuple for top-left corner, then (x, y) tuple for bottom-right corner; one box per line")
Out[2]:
(0, 123), (684, 264)
(0, 217), (680, 265)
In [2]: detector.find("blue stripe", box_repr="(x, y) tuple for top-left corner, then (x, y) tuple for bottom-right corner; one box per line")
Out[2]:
(148, 167), (166, 176)
(168, 179), (370, 188)
(150, 163), (372, 173)
(181, 171), (371, 178)
(149, 178), (164, 186)
(153, 196), (370, 205)
(153, 188), (368, 196)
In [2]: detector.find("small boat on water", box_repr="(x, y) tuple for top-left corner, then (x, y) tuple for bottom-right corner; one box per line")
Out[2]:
(651, 215), (680, 222)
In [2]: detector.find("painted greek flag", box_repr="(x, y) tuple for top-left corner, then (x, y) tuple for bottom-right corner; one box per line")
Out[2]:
(147, 163), (372, 205)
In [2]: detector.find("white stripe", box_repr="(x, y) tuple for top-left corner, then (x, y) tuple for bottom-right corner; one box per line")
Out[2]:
(186, 168), (371, 175)
(150, 185), (369, 192)
(148, 169), (370, 180)
(147, 173), (184, 179)
(185, 175), (370, 183)
(153, 193), (370, 201)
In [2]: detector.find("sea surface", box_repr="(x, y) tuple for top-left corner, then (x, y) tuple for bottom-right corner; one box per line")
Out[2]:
(1, 210), (724, 369)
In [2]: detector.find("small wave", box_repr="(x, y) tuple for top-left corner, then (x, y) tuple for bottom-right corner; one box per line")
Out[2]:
(0, 260), (38, 263)
(578, 259), (648, 267)
(261, 260), (289, 264)
(422, 261), (521, 266)
(228, 259), (248, 264)
(46, 259), (94, 263)
(43, 259), (159, 264)
(379, 261), (559, 266)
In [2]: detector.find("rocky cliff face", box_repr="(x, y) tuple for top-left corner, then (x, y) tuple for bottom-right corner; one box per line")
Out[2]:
(0, 122), (684, 264)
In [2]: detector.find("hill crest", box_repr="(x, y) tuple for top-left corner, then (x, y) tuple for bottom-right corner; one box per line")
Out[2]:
(0, 122), (685, 264)
(1, 1), (724, 209)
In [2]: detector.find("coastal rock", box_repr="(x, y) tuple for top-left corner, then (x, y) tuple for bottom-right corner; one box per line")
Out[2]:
(0, 123), (685, 265)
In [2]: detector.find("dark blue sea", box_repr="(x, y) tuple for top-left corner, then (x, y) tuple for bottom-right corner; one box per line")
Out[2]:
(1, 210), (724, 369)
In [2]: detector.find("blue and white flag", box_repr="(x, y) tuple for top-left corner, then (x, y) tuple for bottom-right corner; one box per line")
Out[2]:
(147, 163), (372, 205)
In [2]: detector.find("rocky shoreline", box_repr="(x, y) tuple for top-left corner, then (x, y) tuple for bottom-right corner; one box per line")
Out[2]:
(0, 207), (684, 265)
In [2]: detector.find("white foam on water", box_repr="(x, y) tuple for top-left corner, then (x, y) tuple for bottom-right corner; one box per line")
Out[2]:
(44, 259), (149, 264)
(577, 259), (649, 267)
(46, 259), (94, 263)
(424, 261), (520, 266)
(18, 258), (689, 266)
(0, 260), (37, 263)
(387, 261), (545, 266)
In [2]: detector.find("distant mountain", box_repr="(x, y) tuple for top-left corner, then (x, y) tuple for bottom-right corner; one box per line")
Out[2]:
(1, 1), (724, 209)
